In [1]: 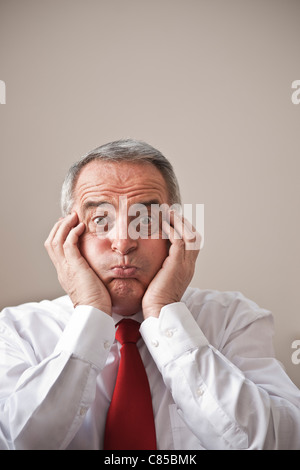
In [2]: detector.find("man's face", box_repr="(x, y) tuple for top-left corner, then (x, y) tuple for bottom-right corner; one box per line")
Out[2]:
(72, 160), (170, 315)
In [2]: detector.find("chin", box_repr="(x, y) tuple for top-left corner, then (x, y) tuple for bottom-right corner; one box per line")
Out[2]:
(109, 279), (145, 316)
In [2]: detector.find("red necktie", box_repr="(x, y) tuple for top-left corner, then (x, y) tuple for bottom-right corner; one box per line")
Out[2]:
(103, 319), (157, 450)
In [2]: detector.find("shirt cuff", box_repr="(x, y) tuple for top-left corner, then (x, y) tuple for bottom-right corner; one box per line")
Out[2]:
(140, 302), (209, 370)
(54, 305), (115, 370)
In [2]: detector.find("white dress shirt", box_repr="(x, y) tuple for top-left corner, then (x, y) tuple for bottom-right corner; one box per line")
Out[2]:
(0, 287), (299, 450)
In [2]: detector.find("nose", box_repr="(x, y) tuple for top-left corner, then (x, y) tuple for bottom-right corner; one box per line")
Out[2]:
(109, 199), (138, 255)
(111, 236), (138, 255)
(110, 215), (138, 255)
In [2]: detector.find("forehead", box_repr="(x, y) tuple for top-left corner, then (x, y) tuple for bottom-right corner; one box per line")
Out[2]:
(73, 160), (169, 208)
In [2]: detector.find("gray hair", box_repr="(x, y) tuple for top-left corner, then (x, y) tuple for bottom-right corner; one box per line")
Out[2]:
(61, 139), (181, 216)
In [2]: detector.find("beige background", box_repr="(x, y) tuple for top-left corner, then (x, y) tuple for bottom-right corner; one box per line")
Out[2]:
(0, 0), (299, 387)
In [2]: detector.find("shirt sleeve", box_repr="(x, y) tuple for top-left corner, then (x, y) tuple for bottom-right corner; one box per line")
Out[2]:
(0, 306), (115, 450)
(140, 302), (300, 450)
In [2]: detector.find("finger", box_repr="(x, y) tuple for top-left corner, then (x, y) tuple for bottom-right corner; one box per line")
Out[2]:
(44, 213), (79, 268)
(166, 210), (201, 255)
(163, 209), (183, 240)
(162, 219), (185, 261)
(51, 212), (79, 258)
(171, 210), (202, 251)
(170, 211), (194, 241)
(45, 217), (64, 247)
(63, 222), (87, 266)
(162, 210), (181, 243)
(44, 218), (67, 266)
(182, 219), (201, 252)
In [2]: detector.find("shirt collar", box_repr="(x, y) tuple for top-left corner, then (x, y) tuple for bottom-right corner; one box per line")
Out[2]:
(111, 309), (144, 325)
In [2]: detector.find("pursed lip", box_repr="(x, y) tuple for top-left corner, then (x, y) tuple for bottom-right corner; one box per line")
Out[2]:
(111, 265), (138, 277)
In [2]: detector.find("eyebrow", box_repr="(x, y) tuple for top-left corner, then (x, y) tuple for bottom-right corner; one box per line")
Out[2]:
(82, 200), (112, 213)
(82, 198), (162, 213)
(132, 199), (161, 207)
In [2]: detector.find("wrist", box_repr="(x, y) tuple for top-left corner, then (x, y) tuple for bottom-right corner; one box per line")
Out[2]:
(142, 304), (164, 320)
(74, 300), (112, 316)
(91, 303), (112, 316)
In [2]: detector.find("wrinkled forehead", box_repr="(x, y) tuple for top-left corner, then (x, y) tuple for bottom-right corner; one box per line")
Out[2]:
(73, 160), (170, 210)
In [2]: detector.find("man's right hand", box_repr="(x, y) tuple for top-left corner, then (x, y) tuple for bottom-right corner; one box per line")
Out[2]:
(44, 212), (112, 315)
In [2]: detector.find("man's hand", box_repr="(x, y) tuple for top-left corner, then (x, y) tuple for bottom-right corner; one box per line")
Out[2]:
(44, 212), (112, 315)
(142, 210), (201, 319)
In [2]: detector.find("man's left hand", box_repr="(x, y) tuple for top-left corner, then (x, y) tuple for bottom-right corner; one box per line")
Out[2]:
(142, 210), (201, 319)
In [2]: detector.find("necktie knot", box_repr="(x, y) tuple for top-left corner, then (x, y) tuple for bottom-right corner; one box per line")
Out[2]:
(115, 319), (141, 345)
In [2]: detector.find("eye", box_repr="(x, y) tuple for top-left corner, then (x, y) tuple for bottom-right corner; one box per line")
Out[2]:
(94, 216), (108, 226)
(140, 215), (152, 225)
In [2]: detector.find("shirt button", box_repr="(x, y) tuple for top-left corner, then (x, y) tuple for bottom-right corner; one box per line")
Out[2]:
(104, 340), (111, 350)
(165, 329), (173, 338)
(151, 339), (159, 347)
(196, 387), (204, 397)
(79, 406), (87, 416)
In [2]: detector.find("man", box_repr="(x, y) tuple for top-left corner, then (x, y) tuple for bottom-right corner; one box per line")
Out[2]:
(0, 139), (299, 450)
